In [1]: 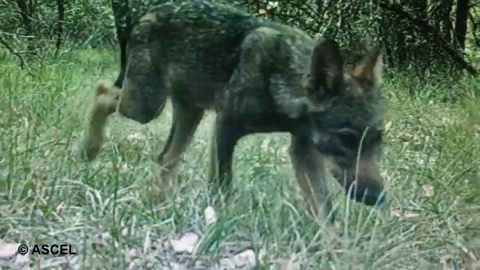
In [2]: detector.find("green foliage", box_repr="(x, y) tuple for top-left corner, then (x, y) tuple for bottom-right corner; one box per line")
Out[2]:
(0, 49), (479, 268)
(0, 0), (115, 63)
(64, 0), (115, 47)
(1, 0), (479, 80)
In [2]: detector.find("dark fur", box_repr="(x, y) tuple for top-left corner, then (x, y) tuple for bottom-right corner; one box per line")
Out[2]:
(82, 1), (387, 219)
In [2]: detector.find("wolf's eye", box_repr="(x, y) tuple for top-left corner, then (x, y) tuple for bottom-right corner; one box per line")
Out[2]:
(337, 130), (359, 149)
(371, 130), (383, 142)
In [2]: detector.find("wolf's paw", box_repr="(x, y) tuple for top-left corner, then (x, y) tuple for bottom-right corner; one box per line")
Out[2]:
(346, 188), (387, 206)
(77, 138), (100, 162)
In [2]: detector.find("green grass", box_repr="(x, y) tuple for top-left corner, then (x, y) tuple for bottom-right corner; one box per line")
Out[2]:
(0, 48), (479, 269)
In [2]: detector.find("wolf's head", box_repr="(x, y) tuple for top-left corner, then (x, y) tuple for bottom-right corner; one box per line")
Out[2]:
(116, 12), (167, 124)
(303, 40), (386, 206)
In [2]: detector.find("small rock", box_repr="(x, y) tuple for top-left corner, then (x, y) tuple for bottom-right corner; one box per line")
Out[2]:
(127, 258), (142, 270)
(143, 231), (152, 253)
(125, 248), (140, 264)
(92, 232), (113, 247)
(218, 258), (236, 269)
(145, 261), (155, 269)
(0, 242), (20, 260)
(194, 260), (209, 269)
(204, 206), (217, 225)
(232, 249), (256, 268)
(12, 254), (30, 270)
(170, 262), (188, 270)
(169, 233), (199, 254)
(127, 132), (146, 143)
(422, 185), (434, 197)
(258, 248), (267, 262)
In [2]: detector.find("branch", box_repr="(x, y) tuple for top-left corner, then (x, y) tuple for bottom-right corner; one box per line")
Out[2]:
(379, 1), (478, 76)
(468, 12), (480, 48)
(0, 35), (26, 69)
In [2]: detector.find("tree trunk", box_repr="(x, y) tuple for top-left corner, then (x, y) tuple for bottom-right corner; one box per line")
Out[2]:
(316, 0), (322, 14)
(454, 0), (469, 51)
(55, 0), (65, 58)
(379, 1), (478, 76)
(440, 0), (453, 44)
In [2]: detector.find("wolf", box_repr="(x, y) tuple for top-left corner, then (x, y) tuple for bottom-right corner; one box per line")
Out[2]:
(79, 1), (387, 220)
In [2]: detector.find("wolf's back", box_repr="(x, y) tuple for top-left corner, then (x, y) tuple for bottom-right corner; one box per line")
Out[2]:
(115, 1), (264, 88)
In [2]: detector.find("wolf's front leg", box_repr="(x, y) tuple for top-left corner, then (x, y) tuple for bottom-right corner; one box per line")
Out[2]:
(79, 83), (121, 161)
(289, 136), (336, 223)
(156, 102), (204, 194)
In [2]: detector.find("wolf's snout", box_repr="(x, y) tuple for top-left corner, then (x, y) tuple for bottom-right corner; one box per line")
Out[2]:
(344, 179), (386, 206)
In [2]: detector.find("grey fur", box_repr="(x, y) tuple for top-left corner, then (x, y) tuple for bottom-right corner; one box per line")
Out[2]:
(88, 1), (388, 220)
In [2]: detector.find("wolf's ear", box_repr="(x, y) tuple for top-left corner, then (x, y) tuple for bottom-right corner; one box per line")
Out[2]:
(308, 39), (344, 97)
(353, 45), (383, 89)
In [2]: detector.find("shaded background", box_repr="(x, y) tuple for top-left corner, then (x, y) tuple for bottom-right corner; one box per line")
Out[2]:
(0, 0), (479, 93)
